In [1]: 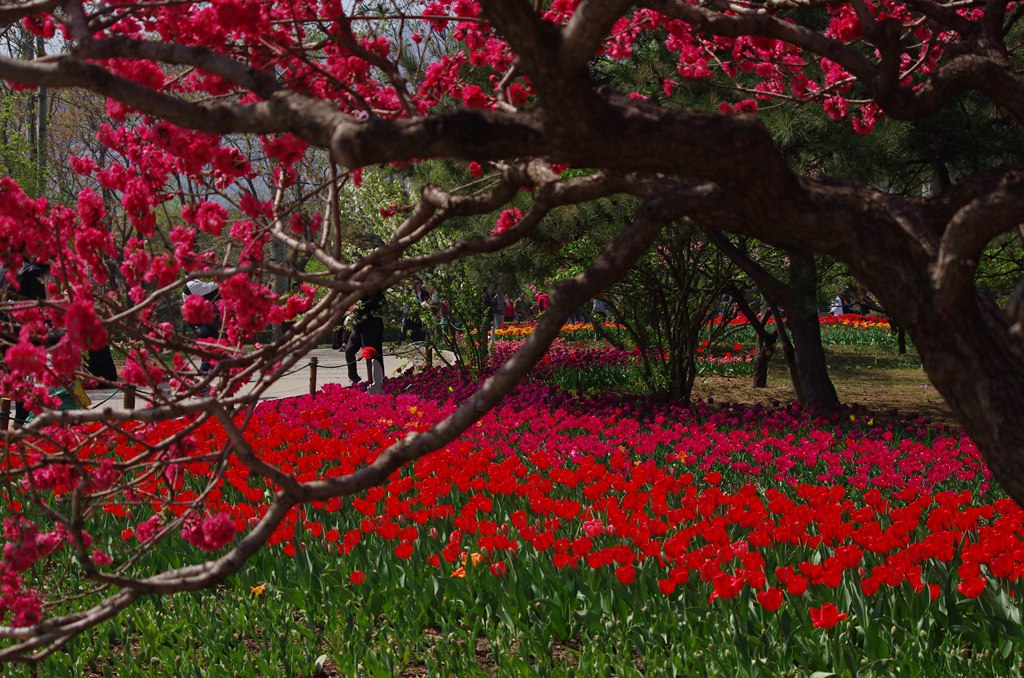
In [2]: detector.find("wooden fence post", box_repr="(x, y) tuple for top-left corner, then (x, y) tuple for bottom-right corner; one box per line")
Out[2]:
(309, 357), (318, 395)
(123, 385), (136, 410)
(0, 398), (10, 430)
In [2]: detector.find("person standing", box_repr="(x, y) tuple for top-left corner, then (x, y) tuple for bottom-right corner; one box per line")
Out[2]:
(11, 263), (50, 425)
(400, 280), (430, 342)
(182, 279), (221, 373)
(503, 295), (516, 324)
(489, 284), (507, 331)
(535, 289), (550, 316)
(514, 293), (531, 322)
(830, 289), (849, 316)
(345, 289), (385, 385)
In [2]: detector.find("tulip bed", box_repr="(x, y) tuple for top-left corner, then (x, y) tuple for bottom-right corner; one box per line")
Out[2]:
(498, 314), (905, 369)
(10, 333), (1024, 676)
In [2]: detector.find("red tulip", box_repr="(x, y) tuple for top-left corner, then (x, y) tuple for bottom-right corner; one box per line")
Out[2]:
(756, 587), (784, 611)
(957, 577), (986, 598)
(809, 603), (848, 629)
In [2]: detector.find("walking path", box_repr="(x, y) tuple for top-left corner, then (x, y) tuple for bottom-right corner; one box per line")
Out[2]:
(82, 343), (451, 413)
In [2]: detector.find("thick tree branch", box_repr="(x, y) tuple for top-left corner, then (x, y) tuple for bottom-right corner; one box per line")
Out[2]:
(642, 0), (878, 83)
(560, 0), (635, 66)
(0, 0), (59, 26)
(74, 36), (285, 100)
(479, 0), (606, 128)
(0, 56), (288, 135)
(645, 0), (1024, 125)
(933, 169), (1024, 307)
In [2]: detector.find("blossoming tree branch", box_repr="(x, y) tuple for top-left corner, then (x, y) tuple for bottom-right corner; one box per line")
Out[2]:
(0, 0), (1022, 660)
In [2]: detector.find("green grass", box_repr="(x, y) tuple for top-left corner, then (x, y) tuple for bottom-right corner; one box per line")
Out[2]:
(20, 527), (1021, 677)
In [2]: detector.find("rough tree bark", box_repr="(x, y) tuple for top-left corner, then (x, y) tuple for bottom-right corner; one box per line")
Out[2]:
(785, 252), (840, 406)
(727, 285), (776, 388)
(706, 233), (839, 405)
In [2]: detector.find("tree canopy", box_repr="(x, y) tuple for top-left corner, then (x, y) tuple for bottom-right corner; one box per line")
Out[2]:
(1, 0), (1024, 659)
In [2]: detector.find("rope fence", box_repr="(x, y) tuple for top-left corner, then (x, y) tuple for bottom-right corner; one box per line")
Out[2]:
(1, 345), (442, 428)
(302, 353), (387, 394)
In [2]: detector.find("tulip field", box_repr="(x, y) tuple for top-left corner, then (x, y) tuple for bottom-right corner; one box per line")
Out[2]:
(10, 317), (1024, 675)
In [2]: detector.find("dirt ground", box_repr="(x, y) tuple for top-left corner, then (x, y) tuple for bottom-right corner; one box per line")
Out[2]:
(690, 345), (956, 425)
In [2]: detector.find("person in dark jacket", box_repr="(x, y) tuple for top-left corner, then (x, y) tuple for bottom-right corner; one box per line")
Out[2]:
(10, 263), (51, 425)
(182, 279), (221, 373)
(345, 290), (385, 385)
(400, 280), (430, 343)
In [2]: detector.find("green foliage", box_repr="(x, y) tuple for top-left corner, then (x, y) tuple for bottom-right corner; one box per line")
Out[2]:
(0, 91), (45, 195)
(974, 233), (1024, 306)
(605, 226), (738, 402)
(422, 259), (493, 373)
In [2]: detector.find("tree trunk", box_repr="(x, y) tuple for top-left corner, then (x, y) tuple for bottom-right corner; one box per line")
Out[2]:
(752, 329), (776, 388)
(727, 286), (777, 388)
(892, 296), (1024, 503)
(36, 36), (46, 189)
(830, 217), (1024, 503)
(270, 237), (290, 340)
(669, 350), (696, 404)
(770, 304), (801, 400)
(783, 252), (839, 407)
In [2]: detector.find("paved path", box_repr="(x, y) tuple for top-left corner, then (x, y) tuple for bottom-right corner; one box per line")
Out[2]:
(82, 344), (451, 413)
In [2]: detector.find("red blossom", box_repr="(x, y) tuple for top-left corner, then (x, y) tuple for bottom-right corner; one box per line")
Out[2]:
(614, 564), (636, 585)
(181, 513), (237, 552)
(756, 587), (784, 611)
(491, 208), (523, 236)
(809, 603), (849, 629)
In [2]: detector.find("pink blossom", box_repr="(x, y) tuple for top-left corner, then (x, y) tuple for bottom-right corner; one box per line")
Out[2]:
(136, 515), (163, 543)
(88, 460), (118, 493)
(121, 350), (163, 386)
(492, 208), (523, 236)
(182, 294), (216, 326)
(182, 201), (229, 236)
(823, 96), (849, 120)
(181, 513), (237, 552)
(64, 298), (109, 352)
(10, 593), (42, 627)
(461, 84), (490, 108)
(4, 342), (45, 378)
(91, 549), (113, 567)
